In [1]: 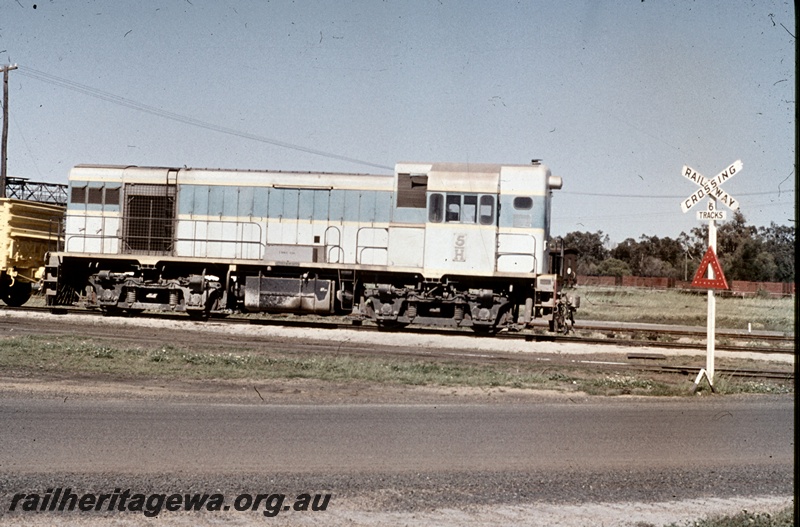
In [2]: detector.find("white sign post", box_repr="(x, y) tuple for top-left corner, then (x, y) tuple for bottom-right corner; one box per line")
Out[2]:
(680, 160), (742, 393)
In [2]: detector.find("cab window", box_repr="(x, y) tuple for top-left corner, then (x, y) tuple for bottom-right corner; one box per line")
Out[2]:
(428, 193), (444, 223)
(513, 196), (533, 210)
(479, 195), (495, 225)
(445, 195), (461, 222)
(462, 195), (477, 224)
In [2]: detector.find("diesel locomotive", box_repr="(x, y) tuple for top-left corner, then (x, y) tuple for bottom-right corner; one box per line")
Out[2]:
(45, 160), (579, 332)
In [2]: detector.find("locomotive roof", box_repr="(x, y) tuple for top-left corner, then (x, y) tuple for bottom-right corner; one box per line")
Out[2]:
(70, 162), (552, 194)
(72, 164), (388, 177)
(70, 164), (394, 191)
(396, 162), (552, 194)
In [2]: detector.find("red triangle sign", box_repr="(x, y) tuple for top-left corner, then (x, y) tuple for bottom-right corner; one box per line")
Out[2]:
(691, 246), (729, 290)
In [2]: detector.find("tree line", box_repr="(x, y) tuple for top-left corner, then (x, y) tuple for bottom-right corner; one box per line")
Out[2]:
(562, 211), (795, 283)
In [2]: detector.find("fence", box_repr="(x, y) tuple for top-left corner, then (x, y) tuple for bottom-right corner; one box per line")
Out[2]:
(576, 275), (795, 298)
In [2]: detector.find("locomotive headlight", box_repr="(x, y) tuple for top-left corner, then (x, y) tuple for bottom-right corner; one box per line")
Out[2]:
(547, 176), (563, 190)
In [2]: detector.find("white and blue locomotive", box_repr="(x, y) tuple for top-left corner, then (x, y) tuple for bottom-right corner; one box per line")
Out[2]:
(46, 161), (578, 331)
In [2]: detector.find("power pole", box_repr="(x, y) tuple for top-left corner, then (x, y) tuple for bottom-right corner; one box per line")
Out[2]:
(1, 63), (19, 199)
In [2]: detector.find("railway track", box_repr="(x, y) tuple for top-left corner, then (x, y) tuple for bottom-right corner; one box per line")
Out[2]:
(10, 303), (796, 355)
(3, 304), (793, 383)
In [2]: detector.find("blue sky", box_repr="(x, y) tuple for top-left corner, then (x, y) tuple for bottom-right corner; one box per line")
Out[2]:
(1, 1), (795, 244)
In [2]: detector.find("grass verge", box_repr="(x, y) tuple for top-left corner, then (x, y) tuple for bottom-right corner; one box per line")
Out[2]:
(1, 334), (792, 396)
(660, 505), (793, 527)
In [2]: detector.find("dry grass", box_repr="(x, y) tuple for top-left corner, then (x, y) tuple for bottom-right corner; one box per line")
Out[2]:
(575, 286), (794, 333)
(661, 505), (794, 527)
(0, 334), (792, 396)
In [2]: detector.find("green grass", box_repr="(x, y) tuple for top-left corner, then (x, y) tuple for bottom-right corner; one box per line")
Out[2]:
(660, 505), (794, 527)
(0, 334), (552, 388)
(1, 334), (792, 396)
(575, 286), (794, 333)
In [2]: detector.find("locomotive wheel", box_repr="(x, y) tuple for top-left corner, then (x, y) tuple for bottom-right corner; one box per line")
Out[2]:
(470, 325), (497, 335)
(101, 306), (124, 316)
(187, 310), (209, 321)
(1, 281), (32, 307)
(375, 320), (408, 331)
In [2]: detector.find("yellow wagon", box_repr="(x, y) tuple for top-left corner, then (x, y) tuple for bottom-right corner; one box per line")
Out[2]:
(0, 198), (64, 306)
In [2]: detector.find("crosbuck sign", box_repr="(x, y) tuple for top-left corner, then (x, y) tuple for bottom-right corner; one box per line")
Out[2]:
(680, 160), (742, 214)
(678, 159), (744, 393)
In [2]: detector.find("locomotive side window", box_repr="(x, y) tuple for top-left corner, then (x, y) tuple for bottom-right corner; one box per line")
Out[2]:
(70, 186), (87, 204)
(88, 187), (103, 204)
(513, 196), (533, 210)
(445, 195), (460, 222)
(105, 187), (120, 205)
(428, 193), (444, 222)
(71, 185), (121, 207)
(462, 195), (477, 224)
(479, 195), (494, 225)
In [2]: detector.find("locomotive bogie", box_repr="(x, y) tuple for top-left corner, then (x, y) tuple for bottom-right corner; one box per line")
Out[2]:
(47, 161), (579, 332)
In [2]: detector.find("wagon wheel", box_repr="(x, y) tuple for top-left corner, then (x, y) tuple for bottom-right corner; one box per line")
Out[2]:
(1, 281), (32, 307)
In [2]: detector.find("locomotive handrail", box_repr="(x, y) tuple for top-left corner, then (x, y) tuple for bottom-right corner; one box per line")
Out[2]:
(326, 246), (344, 264)
(323, 226), (344, 264)
(62, 214), (265, 259)
(179, 218), (265, 259)
(64, 231), (267, 259)
(355, 227), (389, 265)
(49, 216), (65, 252)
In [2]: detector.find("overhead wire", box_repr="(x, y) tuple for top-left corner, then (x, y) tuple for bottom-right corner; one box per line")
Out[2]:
(561, 190), (794, 199)
(16, 66), (394, 172)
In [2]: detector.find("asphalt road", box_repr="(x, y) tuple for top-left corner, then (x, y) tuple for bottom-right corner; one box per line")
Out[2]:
(1, 394), (793, 505)
(0, 395), (793, 475)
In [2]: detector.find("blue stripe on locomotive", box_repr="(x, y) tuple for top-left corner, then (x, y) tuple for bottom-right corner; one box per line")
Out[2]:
(177, 185), (394, 224)
(75, 179), (548, 230)
(175, 185), (548, 228)
(497, 195), (547, 229)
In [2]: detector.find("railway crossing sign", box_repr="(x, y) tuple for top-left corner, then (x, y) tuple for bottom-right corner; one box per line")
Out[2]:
(691, 246), (728, 290)
(697, 200), (726, 221)
(680, 160), (742, 213)
(680, 159), (743, 394)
